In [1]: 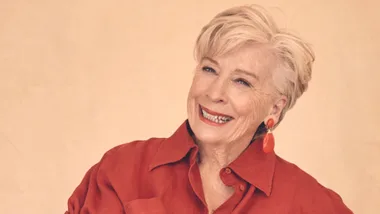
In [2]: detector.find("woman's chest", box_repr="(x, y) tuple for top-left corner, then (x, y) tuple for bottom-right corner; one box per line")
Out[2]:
(113, 163), (294, 214)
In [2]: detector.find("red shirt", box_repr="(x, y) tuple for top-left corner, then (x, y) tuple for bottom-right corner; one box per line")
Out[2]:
(66, 121), (353, 214)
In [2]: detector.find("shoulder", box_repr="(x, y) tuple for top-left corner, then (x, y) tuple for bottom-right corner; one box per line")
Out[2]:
(96, 137), (165, 176)
(103, 137), (164, 159)
(274, 156), (353, 213)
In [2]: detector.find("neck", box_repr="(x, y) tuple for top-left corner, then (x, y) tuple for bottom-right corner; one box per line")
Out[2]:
(196, 136), (252, 169)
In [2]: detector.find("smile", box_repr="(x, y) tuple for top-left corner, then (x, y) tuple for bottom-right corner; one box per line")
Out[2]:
(199, 105), (234, 125)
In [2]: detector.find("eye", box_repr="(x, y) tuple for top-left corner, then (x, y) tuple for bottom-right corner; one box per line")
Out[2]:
(235, 78), (251, 87)
(202, 66), (216, 74)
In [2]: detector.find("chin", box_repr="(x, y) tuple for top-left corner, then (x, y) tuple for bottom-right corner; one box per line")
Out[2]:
(188, 112), (231, 145)
(191, 125), (223, 144)
(187, 101), (236, 143)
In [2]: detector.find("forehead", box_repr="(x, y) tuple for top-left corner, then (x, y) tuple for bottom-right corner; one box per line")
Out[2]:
(206, 44), (276, 78)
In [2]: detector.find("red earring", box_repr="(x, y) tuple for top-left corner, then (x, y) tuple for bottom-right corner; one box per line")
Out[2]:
(263, 118), (275, 153)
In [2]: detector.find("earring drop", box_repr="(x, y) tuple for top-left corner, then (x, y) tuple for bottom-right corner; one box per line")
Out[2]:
(263, 118), (275, 153)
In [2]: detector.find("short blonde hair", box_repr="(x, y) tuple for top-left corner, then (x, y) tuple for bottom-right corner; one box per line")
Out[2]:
(194, 4), (315, 128)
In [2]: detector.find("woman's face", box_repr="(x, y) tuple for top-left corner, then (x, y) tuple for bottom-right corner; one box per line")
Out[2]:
(187, 44), (283, 146)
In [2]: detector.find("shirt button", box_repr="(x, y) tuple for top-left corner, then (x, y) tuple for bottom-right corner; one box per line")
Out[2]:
(225, 167), (232, 174)
(239, 184), (245, 191)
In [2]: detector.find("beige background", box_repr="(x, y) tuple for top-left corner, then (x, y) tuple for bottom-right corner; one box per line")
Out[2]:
(0, 0), (379, 213)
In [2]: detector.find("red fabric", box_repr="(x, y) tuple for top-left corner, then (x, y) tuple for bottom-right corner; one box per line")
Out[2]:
(66, 120), (353, 214)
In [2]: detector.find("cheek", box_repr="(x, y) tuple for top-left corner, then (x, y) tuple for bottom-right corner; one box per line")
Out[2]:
(189, 73), (210, 98)
(231, 90), (267, 119)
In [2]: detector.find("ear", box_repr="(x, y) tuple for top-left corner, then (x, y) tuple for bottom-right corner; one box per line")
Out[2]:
(264, 95), (287, 125)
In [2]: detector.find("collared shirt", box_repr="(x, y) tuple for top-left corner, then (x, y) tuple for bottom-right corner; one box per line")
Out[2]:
(66, 120), (353, 214)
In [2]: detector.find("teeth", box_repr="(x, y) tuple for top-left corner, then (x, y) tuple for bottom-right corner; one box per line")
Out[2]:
(201, 109), (232, 124)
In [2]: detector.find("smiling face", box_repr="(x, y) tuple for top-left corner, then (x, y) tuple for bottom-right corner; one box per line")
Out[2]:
(187, 44), (285, 146)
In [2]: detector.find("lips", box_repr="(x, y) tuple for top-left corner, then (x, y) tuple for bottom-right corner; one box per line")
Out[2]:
(199, 105), (234, 124)
(201, 106), (233, 118)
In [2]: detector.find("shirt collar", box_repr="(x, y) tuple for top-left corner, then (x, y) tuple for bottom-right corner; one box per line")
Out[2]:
(149, 120), (276, 196)
(149, 120), (197, 171)
(229, 138), (276, 196)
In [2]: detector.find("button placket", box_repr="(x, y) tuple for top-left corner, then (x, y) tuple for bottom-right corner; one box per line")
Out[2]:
(225, 167), (232, 174)
(239, 184), (245, 191)
(216, 168), (248, 213)
(220, 167), (235, 186)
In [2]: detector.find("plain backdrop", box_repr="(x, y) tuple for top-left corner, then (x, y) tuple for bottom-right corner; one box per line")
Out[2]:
(1, 0), (379, 213)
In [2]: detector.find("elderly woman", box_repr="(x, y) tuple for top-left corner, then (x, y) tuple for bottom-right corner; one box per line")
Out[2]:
(66, 5), (353, 214)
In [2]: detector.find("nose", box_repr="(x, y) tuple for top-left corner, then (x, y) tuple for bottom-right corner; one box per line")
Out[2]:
(206, 78), (227, 103)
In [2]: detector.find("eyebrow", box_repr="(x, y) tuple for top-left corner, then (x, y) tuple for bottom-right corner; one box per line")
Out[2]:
(235, 69), (259, 80)
(202, 57), (219, 65)
(202, 57), (259, 80)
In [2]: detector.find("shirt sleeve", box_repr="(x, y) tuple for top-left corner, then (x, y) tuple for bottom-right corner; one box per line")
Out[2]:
(65, 154), (124, 214)
(291, 179), (354, 214)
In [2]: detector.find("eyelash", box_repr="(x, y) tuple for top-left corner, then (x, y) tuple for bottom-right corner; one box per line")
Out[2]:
(202, 66), (216, 73)
(235, 78), (251, 87)
(201, 66), (252, 87)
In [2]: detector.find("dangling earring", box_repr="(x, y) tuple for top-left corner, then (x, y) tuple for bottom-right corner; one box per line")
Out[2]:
(263, 118), (275, 153)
